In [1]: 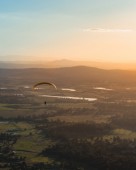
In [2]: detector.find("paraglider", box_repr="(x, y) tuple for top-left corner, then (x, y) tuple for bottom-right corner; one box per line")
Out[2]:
(33, 82), (57, 90)
(33, 82), (57, 105)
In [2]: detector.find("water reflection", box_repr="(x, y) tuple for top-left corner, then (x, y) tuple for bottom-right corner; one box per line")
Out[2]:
(24, 86), (30, 89)
(61, 88), (76, 92)
(40, 95), (97, 102)
(94, 87), (113, 91)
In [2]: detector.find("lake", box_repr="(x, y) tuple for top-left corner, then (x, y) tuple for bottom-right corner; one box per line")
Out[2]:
(40, 95), (97, 102)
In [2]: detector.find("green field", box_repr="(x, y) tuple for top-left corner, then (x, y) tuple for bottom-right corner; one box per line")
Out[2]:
(0, 121), (54, 164)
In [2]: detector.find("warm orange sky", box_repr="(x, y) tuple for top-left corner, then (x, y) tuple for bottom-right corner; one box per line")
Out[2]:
(0, 0), (136, 63)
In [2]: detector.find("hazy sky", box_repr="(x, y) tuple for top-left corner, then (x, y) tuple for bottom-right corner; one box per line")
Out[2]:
(0, 0), (136, 62)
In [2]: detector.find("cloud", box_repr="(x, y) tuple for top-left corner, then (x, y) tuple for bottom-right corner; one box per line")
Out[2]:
(83, 28), (133, 33)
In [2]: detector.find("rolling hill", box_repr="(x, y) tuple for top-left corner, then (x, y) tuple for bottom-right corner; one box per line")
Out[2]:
(0, 66), (136, 86)
(0, 59), (136, 70)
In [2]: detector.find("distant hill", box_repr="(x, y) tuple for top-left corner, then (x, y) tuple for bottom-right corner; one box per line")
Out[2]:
(0, 66), (136, 86)
(0, 59), (136, 70)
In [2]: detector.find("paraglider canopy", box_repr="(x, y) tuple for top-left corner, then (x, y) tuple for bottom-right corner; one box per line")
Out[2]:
(33, 82), (57, 90)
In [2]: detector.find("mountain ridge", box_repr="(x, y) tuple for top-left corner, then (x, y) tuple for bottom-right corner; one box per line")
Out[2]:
(0, 66), (136, 86)
(0, 59), (136, 70)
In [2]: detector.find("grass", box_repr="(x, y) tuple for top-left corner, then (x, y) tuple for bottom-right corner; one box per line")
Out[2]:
(12, 122), (53, 163)
(0, 122), (14, 132)
(112, 128), (136, 139)
(14, 134), (53, 163)
(0, 103), (15, 110)
(0, 121), (53, 163)
(0, 122), (34, 133)
(30, 156), (52, 163)
(55, 102), (95, 109)
(48, 114), (111, 123)
(103, 129), (136, 141)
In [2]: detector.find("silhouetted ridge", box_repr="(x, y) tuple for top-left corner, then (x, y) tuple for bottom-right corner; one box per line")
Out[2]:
(0, 66), (136, 86)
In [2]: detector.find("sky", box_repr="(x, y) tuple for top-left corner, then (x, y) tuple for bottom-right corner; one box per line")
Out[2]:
(0, 0), (136, 62)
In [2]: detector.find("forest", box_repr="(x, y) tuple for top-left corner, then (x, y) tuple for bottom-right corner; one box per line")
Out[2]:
(1, 67), (136, 169)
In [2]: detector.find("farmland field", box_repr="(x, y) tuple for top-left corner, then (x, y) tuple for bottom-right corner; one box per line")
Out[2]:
(1, 79), (136, 169)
